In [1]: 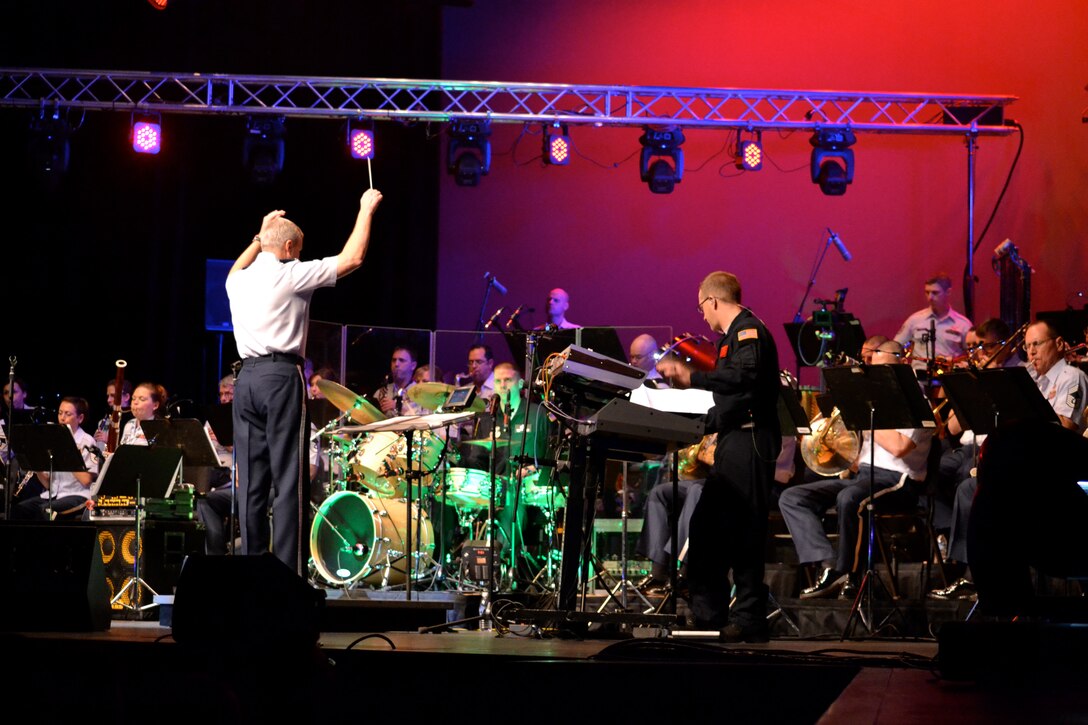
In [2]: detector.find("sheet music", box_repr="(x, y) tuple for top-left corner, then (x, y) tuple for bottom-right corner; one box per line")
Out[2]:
(629, 385), (714, 415)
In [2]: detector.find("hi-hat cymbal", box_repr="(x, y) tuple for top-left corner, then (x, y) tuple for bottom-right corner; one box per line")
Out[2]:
(316, 379), (384, 425)
(407, 381), (490, 412)
(407, 382), (455, 410)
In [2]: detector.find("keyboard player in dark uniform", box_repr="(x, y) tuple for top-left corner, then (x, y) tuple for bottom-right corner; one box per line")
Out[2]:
(656, 271), (780, 643)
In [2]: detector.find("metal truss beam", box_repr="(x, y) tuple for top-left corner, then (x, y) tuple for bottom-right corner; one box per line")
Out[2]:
(0, 68), (1017, 136)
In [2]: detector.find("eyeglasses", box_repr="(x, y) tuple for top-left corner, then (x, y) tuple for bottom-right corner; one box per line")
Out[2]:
(696, 296), (714, 314)
(1022, 338), (1053, 352)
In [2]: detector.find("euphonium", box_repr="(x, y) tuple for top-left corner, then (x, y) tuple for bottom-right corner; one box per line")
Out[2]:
(799, 406), (860, 476)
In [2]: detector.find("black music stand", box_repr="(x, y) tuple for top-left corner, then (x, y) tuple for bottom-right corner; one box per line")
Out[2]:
(822, 364), (936, 639)
(778, 381), (812, 438)
(506, 326), (627, 368)
(10, 424), (89, 518)
(140, 419), (221, 470)
(96, 445), (183, 613)
(205, 405), (234, 448)
(941, 367), (1059, 436)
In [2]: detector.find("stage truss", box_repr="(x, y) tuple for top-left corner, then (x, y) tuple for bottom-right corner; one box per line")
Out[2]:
(0, 67), (1020, 318)
(0, 68), (1016, 136)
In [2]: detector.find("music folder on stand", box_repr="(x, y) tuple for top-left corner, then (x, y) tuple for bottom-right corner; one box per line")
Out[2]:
(352, 411), (477, 601)
(821, 364), (936, 639)
(95, 445), (183, 613)
(10, 423), (90, 519)
(940, 366), (1060, 436)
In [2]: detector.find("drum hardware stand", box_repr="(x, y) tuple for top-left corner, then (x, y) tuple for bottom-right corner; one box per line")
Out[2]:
(821, 363), (932, 641)
(597, 461), (655, 615)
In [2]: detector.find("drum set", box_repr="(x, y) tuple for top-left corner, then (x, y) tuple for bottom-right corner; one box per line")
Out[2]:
(307, 379), (565, 592)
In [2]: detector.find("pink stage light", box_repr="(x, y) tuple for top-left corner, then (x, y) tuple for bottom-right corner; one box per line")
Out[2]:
(132, 121), (162, 154)
(349, 128), (375, 160)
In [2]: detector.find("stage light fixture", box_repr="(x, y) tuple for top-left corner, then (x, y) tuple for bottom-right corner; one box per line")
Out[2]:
(243, 115), (286, 184)
(735, 132), (763, 171)
(639, 126), (684, 194)
(131, 114), (162, 155)
(809, 128), (856, 196)
(543, 123), (571, 165)
(348, 121), (375, 160)
(28, 108), (71, 180)
(447, 119), (491, 187)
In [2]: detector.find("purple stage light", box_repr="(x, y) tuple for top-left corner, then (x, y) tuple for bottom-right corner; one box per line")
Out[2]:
(350, 128), (375, 160)
(132, 121), (161, 155)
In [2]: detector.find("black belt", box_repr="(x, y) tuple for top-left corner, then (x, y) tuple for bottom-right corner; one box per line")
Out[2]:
(242, 352), (304, 367)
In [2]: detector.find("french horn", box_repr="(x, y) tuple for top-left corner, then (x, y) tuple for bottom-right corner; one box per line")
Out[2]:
(800, 406), (860, 476)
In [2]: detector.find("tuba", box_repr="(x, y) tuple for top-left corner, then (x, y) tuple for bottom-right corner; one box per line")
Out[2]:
(800, 406), (860, 477)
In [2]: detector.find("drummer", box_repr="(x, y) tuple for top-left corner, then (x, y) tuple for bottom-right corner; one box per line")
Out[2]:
(374, 346), (429, 417)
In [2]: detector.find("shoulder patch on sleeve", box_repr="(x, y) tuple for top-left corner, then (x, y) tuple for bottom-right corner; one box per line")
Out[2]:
(737, 328), (758, 342)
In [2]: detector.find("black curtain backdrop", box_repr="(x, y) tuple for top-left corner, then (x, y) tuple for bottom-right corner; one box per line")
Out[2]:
(0, 2), (442, 421)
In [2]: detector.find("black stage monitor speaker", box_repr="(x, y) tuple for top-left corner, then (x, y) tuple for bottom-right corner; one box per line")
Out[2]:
(0, 522), (111, 632)
(171, 553), (325, 650)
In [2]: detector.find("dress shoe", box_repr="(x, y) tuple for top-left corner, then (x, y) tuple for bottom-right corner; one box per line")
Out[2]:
(800, 568), (848, 599)
(719, 621), (770, 644)
(839, 579), (859, 601)
(927, 577), (977, 601)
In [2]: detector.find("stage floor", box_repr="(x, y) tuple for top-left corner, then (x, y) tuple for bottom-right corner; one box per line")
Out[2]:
(7, 618), (1086, 724)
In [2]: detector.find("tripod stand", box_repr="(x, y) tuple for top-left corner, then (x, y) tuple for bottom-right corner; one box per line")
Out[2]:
(596, 461), (655, 615)
(822, 364), (937, 639)
(95, 445), (183, 615)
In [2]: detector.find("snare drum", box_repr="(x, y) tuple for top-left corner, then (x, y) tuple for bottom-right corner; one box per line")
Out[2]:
(351, 430), (444, 497)
(437, 467), (507, 509)
(309, 491), (434, 587)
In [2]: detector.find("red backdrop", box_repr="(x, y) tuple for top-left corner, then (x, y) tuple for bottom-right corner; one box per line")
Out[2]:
(436, 0), (1088, 379)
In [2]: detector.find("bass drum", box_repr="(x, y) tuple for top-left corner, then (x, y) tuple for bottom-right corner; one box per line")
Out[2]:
(310, 491), (434, 587)
(350, 430), (444, 497)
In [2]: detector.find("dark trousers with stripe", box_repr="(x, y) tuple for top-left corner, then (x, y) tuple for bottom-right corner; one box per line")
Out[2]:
(687, 427), (778, 630)
(234, 357), (309, 574)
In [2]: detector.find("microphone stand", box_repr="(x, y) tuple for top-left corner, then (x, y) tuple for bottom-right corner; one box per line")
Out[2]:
(4, 357), (15, 519)
(793, 230), (838, 324)
(474, 277), (501, 341)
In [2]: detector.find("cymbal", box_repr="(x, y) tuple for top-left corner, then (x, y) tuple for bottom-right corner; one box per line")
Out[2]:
(461, 437), (512, 448)
(407, 382), (455, 410)
(316, 379), (384, 425)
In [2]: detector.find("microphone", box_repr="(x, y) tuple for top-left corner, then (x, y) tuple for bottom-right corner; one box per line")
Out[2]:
(828, 228), (852, 261)
(350, 328), (375, 346)
(483, 307), (505, 330)
(504, 304), (526, 329)
(345, 542), (370, 558)
(484, 272), (508, 295)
